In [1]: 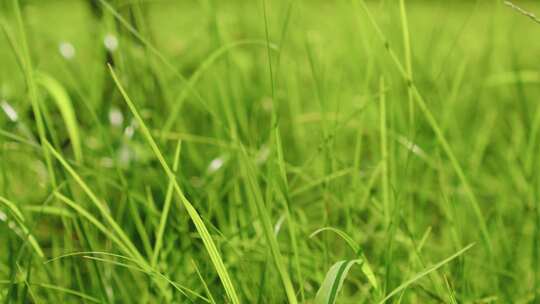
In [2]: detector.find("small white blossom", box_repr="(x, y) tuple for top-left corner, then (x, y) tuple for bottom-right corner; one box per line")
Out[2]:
(104, 34), (119, 52)
(124, 119), (137, 138)
(1, 100), (18, 122)
(8, 221), (22, 235)
(118, 145), (132, 166)
(109, 108), (124, 126)
(207, 156), (225, 173)
(59, 42), (76, 59)
(124, 126), (135, 138)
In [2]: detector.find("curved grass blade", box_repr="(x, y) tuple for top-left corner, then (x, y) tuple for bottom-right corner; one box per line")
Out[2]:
(81, 256), (207, 302)
(0, 195), (24, 220)
(54, 192), (135, 261)
(0, 196), (44, 258)
(108, 65), (240, 304)
(46, 142), (147, 266)
(310, 227), (359, 254)
(10, 0), (57, 187)
(35, 283), (101, 303)
(315, 259), (362, 304)
(36, 72), (82, 162)
(45, 251), (138, 265)
(47, 249), (206, 301)
(378, 243), (475, 304)
(311, 227), (378, 290)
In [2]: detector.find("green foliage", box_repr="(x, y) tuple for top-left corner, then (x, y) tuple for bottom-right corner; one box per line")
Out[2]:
(1, 0), (539, 303)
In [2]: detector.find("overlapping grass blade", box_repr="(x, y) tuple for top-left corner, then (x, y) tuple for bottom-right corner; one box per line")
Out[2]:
(10, 0), (57, 187)
(36, 72), (82, 162)
(151, 139), (181, 268)
(378, 243), (475, 304)
(239, 145), (298, 304)
(108, 65), (241, 304)
(192, 259), (218, 304)
(46, 142), (147, 266)
(53, 193), (135, 262)
(315, 259), (362, 304)
(355, 0), (493, 253)
(0, 196), (44, 258)
(310, 227), (378, 290)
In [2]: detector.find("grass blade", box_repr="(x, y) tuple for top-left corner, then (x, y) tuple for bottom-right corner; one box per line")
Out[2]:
(151, 139), (182, 268)
(35, 283), (101, 303)
(379, 77), (390, 225)
(239, 144), (298, 303)
(36, 73), (82, 162)
(0, 196), (44, 258)
(54, 193), (135, 262)
(310, 227), (378, 290)
(108, 65), (241, 304)
(46, 141), (146, 266)
(378, 243), (475, 304)
(315, 259), (362, 304)
(162, 40), (279, 133)
(10, 0), (57, 187)
(355, 0), (493, 253)
(399, 0), (414, 126)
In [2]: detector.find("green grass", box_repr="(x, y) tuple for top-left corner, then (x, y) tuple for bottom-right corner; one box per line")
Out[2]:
(1, 0), (540, 303)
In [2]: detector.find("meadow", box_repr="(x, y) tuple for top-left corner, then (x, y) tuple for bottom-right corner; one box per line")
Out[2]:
(1, 0), (540, 303)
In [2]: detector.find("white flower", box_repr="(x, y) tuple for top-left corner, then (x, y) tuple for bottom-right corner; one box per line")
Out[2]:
(109, 108), (124, 126)
(207, 156), (225, 173)
(124, 119), (137, 138)
(118, 145), (132, 166)
(104, 34), (119, 52)
(124, 126), (134, 138)
(1, 100), (18, 122)
(59, 42), (76, 59)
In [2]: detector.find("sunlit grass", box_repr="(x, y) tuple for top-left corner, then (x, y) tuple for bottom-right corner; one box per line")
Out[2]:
(1, 0), (540, 303)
